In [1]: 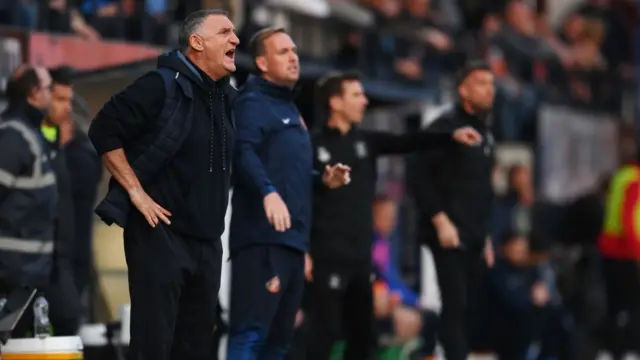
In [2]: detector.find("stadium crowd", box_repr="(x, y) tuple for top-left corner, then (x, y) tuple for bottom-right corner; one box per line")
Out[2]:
(0, 0), (636, 359)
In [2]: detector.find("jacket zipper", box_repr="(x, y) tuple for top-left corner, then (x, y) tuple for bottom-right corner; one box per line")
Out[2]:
(220, 91), (227, 172)
(209, 91), (214, 172)
(208, 88), (227, 173)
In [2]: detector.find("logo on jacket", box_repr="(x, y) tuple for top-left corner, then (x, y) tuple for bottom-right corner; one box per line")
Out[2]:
(282, 118), (291, 124)
(317, 146), (331, 163)
(484, 132), (494, 156)
(266, 276), (281, 293)
(355, 141), (367, 158)
(328, 274), (341, 289)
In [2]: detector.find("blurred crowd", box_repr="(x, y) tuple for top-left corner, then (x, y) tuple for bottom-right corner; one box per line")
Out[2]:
(0, 0), (636, 359)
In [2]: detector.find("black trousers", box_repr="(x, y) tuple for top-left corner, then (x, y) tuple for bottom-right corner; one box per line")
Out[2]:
(124, 213), (222, 360)
(306, 260), (376, 360)
(602, 257), (640, 359)
(45, 259), (82, 336)
(430, 245), (484, 360)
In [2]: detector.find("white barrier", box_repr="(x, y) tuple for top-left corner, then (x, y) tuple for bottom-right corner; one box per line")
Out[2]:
(2, 336), (83, 359)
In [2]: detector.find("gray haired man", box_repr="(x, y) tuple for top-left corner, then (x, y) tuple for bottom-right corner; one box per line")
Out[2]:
(88, 9), (239, 359)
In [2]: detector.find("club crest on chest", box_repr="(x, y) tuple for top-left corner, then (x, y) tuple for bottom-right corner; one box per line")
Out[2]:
(355, 141), (367, 158)
(317, 146), (331, 163)
(266, 276), (281, 293)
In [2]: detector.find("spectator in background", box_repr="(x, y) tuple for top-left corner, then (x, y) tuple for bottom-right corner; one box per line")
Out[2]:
(40, 0), (101, 40)
(562, 175), (609, 248)
(489, 231), (562, 360)
(0, 0), (38, 28)
(372, 195), (438, 359)
(40, 67), (82, 335)
(394, 0), (454, 85)
(573, 0), (632, 69)
(78, 0), (165, 42)
(47, 66), (102, 302)
(492, 163), (534, 246)
(486, 0), (546, 141)
(78, 0), (122, 39)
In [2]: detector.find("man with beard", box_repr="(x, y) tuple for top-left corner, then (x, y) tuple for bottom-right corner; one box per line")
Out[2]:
(305, 70), (482, 360)
(409, 60), (496, 360)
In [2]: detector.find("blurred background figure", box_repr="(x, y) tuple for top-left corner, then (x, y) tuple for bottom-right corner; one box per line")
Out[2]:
(488, 231), (564, 360)
(39, 67), (82, 336)
(372, 195), (439, 359)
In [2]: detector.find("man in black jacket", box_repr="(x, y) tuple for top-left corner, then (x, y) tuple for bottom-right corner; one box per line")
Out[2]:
(88, 9), (238, 360)
(409, 60), (496, 360)
(40, 67), (82, 335)
(305, 70), (482, 360)
(0, 65), (57, 337)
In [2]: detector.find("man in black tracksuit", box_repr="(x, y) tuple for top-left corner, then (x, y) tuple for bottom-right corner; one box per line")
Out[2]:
(409, 60), (496, 360)
(306, 71), (482, 360)
(88, 10), (238, 359)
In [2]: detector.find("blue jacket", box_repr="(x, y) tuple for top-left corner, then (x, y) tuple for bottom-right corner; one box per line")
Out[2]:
(488, 259), (540, 311)
(372, 234), (419, 307)
(229, 76), (313, 254)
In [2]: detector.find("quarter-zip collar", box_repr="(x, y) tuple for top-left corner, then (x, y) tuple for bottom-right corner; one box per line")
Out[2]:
(157, 49), (231, 92)
(325, 122), (357, 137)
(244, 75), (299, 101)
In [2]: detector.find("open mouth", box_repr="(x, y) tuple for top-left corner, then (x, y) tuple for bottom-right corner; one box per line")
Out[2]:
(225, 49), (235, 60)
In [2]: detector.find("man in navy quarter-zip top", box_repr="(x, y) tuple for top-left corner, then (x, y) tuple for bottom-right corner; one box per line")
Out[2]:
(227, 27), (350, 359)
(88, 9), (238, 360)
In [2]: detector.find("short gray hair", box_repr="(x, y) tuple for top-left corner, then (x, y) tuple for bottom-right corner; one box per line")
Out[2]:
(178, 9), (229, 52)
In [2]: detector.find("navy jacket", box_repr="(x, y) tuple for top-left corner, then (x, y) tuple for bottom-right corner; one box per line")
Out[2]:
(229, 76), (313, 254)
(0, 103), (57, 287)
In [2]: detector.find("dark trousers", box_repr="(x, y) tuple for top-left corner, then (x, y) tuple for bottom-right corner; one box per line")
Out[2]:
(124, 214), (222, 360)
(306, 261), (376, 360)
(227, 245), (305, 360)
(45, 260), (82, 336)
(602, 257), (640, 359)
(431, 245), (484, 360)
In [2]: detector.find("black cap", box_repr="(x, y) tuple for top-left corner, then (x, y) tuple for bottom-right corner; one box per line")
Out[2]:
(455, 59), (491, 87)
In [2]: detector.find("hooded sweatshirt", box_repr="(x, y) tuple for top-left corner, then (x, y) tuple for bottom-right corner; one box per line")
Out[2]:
(89, 50), (235, 241)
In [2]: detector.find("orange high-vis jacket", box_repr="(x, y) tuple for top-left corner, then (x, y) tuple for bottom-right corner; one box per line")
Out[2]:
(598, 165), (640, 260)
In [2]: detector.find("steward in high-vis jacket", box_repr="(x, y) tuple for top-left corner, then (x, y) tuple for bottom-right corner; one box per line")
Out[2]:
(0, 66), (57, 290)
(598, 159), (640, 358)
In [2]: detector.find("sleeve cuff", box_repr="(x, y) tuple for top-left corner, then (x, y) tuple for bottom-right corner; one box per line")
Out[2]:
(261, 184), (277, 197)
(93, 136), (125, 156)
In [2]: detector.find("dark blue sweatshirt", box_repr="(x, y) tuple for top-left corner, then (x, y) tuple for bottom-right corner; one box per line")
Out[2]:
(229, 76), (312, 254)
